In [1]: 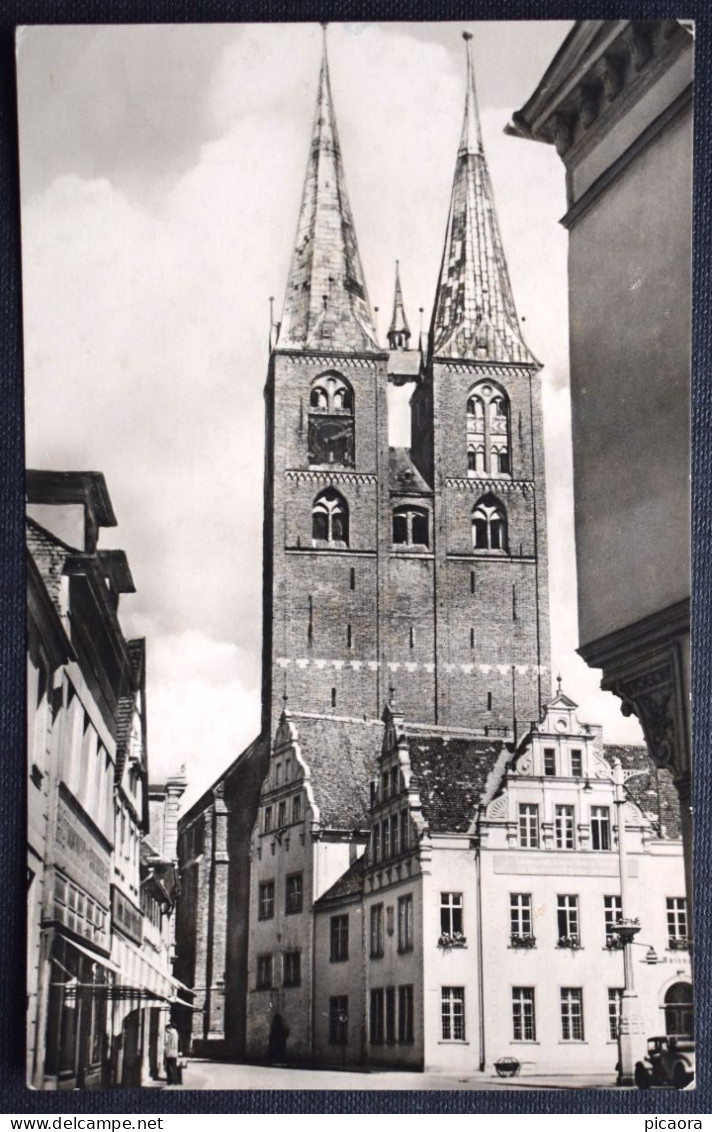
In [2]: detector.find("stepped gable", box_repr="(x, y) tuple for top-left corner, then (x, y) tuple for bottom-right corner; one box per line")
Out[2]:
(314, 854), (366, 906)
(288, 712), (383, 830)
(604, 743), (681, 839)
(405, 730), (508, 832)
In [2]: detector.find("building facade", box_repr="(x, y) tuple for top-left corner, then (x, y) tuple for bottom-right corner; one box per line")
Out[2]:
(309, 693), (688, 1076)
(26, 471), (181, 1089)
(507, 19), (693, 914)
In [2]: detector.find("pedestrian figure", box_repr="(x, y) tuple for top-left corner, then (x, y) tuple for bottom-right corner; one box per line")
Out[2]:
(164, 1023), (180, 1085)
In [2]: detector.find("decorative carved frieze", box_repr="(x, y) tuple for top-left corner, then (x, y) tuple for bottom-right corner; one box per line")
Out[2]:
(615, 661), (678, 772)
(445, 476), (533, 494)
(279, 351), (382, 370)
(285, 469), (377, 486)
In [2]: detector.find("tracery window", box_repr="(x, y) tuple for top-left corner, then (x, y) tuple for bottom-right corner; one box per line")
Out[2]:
(466, 382), (511, 478)
(392, 505), (429, 548)
(308, 373), (354, 467)
(472, 494), (508, 552)
(312, 489), (349, 548)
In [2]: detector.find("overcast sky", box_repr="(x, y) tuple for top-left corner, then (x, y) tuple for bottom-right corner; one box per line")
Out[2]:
(18, 20), (645, 810)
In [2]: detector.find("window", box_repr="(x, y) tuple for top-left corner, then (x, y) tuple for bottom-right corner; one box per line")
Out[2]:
(440, 892), (463, 939)
(275, 762), (282, 786)
(608, 988), (623, 1041)
(398, 895), (414, 953)
(604, 895), (623, 946)
(555, 805), (575, 850)
(400, 810), (410, 853)
(382, 818), (391, 859)
(329, 996), (348, 1045)
(371, 824), (380, 863)
(256, 954), (272, 990)
(466, 382), (511, 478)
(258, 881), (274, 921)
(571, 749), (583, 778)
(330, 914), (349, 961)
(312, 489), (349, 547)
(441, 987), (465, 1041)
(561, 988), (584, 1041)
(285, 873), (303, 915)
(510, 893), (533, 942)
(512, 987), (536, 1041)
(518, 803), (539, 848)
(370, 904), (384, 958)
(284, 950), (301, 987)
(386, 987), (396, 1044)
(664, 981), (694, 1038)
(390, 814), (399, 856)
(557, 895), (580, 947)
(278, 801), (287, 827)
(398, 986), (414, 1044)
(390, 767), (399, 797)
(308, 374), (354, 467)
(666, 898), (688, 948)
(370, 989), (384, 1044)
(591, 806), (611, 851)
(264, 806), (272, 833)
(544, 748), (556, 776)
(392, 505), (430, 549)
(472, 495), (507, 552)
(292, 794), (302, 823)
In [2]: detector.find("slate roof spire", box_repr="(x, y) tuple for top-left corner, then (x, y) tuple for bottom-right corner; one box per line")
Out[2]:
(430, 33), (537, 365)
(277, 27), (379, 352)
(387, 260), (411, 350)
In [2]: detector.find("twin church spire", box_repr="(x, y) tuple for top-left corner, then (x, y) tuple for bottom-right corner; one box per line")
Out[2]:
(277, 29), (534, 365)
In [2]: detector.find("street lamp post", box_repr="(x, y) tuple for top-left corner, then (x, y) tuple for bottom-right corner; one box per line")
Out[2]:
(611, 758), (646, 1086)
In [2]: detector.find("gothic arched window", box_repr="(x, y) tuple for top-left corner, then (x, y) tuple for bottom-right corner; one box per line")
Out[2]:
(392, 505), (429, 548)
(466, 382), (511, 479)
(308, 373), (355, 467)
(472, 495), (507, 552)
(312, 489), (349, 548)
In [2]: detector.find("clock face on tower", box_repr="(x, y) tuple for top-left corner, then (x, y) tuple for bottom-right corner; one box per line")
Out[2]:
(308, 416), (355, 467)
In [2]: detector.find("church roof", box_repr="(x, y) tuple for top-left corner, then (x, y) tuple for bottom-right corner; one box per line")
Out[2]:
(277, 34), (379, 354)
(388, 448), (432, 495)
(430, 35), (537, 366)
(288, 711), (383, 830)
(406, 730), (509, 833)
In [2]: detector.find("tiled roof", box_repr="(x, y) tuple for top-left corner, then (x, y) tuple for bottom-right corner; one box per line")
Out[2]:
(389, 448), (432, 495)
(406, 731), (509, 833)
(277, 36), (378, 353)
(430, 38), (536, 366)
(288, 712), (383, 830)
(26, 517), (72, 612)
(314, 854), (366, 907)
(603, 743), (681, 839)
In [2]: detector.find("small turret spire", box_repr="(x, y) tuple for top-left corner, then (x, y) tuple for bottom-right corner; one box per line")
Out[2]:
(429, 32), (537, 365)
(387, 260), (411, 350)
(277, 27), (378, 352)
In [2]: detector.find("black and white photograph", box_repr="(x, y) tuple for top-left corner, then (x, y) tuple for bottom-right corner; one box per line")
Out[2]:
(21, 19), (693, 1093)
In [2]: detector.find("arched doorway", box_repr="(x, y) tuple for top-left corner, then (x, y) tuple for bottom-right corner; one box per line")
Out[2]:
(664, 982), (693, 1039)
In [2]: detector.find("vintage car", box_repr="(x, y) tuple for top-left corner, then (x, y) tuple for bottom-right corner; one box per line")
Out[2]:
(635, 1035), (695, 1089)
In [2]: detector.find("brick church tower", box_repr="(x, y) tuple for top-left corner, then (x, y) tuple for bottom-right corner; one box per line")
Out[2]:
(262, 30), (550, 742)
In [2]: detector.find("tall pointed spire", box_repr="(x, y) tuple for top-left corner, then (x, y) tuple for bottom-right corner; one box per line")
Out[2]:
(277, 27), (379, 352)
(430, 33), (536, 365)
(387, 260), (411, 350)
